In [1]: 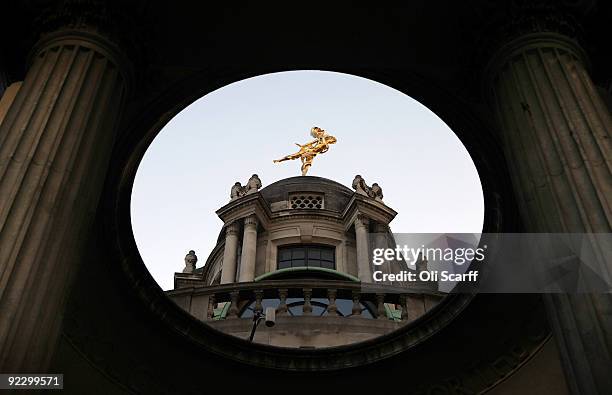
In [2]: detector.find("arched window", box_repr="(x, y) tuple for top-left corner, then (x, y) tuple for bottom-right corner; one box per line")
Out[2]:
(278, 245), (335, 270)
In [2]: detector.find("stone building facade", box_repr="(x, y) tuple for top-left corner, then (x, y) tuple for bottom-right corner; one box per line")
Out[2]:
(167, 175), (441, 347)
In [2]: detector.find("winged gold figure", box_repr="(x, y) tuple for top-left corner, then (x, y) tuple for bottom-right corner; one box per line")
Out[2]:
(273, 127), (337, 176)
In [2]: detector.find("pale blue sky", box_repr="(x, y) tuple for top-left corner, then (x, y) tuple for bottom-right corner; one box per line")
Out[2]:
(131, 71), (484, 290)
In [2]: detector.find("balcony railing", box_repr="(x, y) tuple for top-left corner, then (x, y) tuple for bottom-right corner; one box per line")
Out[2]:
(167, 278), (444, 322)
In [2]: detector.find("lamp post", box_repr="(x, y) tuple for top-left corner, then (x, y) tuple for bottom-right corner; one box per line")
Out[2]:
(248, 307), (276, 342)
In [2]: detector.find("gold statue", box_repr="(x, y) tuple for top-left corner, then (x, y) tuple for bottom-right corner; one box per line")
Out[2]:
(273, 127), (337, 176)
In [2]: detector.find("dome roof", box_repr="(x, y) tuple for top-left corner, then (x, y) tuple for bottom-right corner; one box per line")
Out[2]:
(260, 176), (354, 212)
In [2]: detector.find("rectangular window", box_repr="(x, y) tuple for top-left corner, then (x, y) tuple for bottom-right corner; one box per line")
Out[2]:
(277, 245), (336, 270)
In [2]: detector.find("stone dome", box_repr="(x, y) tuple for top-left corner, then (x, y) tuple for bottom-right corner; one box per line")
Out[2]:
(260, 176), (353, 213)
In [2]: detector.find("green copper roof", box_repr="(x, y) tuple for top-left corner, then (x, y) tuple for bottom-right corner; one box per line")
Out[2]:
(254, 267), (360, 282)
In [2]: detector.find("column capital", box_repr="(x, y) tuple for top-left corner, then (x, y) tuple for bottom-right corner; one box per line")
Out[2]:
(30, 0), (138, 88)
(225, 222), (240, 236)
(243, 214), (258, 228)
(471, 0), (593, 86)
(32, 30), (133, 82)
(36, 0), (139, 47)
(486, 32), (588, 82)
(355, 214), (370, 229)
(372, 222), (389, 233)
(498, 1), (586, 40)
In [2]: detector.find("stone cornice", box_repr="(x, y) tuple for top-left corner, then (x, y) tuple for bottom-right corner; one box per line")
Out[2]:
(342, 193), (398, 231)
(269, 211), (344, 224)
(215, 191), (398, 239)
(215, 192), (272, 229)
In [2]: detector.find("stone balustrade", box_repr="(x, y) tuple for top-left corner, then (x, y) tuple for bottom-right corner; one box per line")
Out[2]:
(167, 277), (443, 322)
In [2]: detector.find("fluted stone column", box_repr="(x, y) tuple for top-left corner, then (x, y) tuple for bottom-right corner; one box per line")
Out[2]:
(0, 28), (131, 372)
(373, 222), (390, 284)
(220, 222), (240, 284)
(238, 215), (258, 282)
(488, 33), (611, 234)
(355, 214), (372, 282)
(487, 32), (612, 394)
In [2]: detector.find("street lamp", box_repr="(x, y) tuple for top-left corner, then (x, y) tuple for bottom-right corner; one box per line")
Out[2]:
(248, 307), (276, 342)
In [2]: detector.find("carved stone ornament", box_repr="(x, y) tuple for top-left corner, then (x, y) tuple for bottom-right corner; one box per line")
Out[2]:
(370, 183), (383, 202)
(352, 175), (369, 196)
(352, 175), (384, 202)
(230, 182), (243, 200)
(183, 250), (198, 273)
(245, 174), (262, 195)
(355, 214), (370, 228)
(225, 222), (240, 236)
(243, 214), (258, 227)
(230, 174), (262, 201)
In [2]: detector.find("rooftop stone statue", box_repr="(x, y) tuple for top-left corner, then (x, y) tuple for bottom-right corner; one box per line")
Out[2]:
(230, 174), (262, 201)
(352, 175), (383, 202)
(183, 250), (198, 273)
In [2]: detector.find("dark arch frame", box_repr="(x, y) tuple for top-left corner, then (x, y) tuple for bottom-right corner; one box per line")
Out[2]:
(101, 68), (523, 371)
